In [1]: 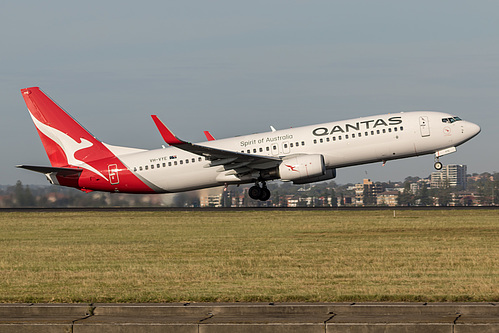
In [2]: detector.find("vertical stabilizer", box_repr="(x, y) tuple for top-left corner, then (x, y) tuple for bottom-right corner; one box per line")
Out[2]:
(21, 87), (111, 169)
(19, 87), (156, 193)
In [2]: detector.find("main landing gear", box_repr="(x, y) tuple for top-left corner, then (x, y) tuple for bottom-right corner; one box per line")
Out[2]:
(248, 181), (271, 201)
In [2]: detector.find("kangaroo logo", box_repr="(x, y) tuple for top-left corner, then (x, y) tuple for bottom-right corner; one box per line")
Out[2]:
(29, 112), (109, 181)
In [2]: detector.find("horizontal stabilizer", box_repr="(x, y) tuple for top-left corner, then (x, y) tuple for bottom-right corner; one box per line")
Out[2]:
(16, 165), (83, 176)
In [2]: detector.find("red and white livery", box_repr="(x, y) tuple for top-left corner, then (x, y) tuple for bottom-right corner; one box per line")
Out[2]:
(18, 87), (481, 201)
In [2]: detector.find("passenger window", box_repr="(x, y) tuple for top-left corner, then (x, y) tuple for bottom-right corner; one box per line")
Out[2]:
(290, 143), (294, 147)
(192, 158), (195, 163)
(134, 167), (137, 172)
(168, 162), (172, 167)
(314, 139), (317, 144)
(259, 147), (263, 152)
(180, 160), (183, 165)
(174, 161), (177, 166)
(185, 159), (189, 164)
(352, 134), (355, 138)
(301, 141), (305, 146)
(139, 166), (143, 171)
(151, 165), (154, 169)
(145, 165), (148, 170)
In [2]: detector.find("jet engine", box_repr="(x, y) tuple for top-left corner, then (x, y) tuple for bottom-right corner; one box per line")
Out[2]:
(278, 154), (336, 184)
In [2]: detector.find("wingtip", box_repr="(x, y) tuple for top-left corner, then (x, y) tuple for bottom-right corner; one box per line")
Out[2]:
(151, 115), (185, 145)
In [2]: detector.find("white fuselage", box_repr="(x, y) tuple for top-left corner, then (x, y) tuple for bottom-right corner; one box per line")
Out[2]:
(109, 111), (480, 193)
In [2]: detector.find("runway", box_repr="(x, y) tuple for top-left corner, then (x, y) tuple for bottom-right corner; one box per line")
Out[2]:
(1, 302), (498, 332)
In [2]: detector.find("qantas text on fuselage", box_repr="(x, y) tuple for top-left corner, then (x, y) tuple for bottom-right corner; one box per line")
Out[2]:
(18, 87), (481, 201)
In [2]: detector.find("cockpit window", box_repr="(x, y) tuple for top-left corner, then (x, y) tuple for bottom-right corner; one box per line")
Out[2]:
(442, 116), (462, 123)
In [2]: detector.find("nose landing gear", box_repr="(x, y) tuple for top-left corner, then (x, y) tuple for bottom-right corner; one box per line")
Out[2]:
(248, 181), (271, 201)
(434, 159), (443, 170)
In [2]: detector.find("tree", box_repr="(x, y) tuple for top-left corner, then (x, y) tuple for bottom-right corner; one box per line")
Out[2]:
(14, 181), (35, 207)
(397, 182), (414, 206)
(417, 184), (432, 206)
(434, 180), (452, 206)
(330, 188), (338, 207)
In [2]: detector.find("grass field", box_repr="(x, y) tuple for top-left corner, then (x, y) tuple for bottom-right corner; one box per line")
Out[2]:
(0, 209), (497, 303)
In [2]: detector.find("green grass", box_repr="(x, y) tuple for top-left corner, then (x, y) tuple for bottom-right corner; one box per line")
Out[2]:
(0, 210), (497, 303)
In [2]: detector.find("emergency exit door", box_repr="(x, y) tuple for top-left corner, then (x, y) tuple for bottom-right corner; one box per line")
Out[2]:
(108, 164), (120, 185)
(419, 116), (430, 137)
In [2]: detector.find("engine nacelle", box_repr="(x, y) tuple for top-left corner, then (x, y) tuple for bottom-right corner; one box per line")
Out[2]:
(279, 154), (326, 182)
(292, 168), (336, 184)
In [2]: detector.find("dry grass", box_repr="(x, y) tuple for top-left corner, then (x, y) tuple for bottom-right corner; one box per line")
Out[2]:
(0, 209), (497, 303)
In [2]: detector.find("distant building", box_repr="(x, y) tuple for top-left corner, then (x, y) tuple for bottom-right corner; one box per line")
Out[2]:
(377, 191), (399, 206)
(355, 179), (383, 206)
(430, 164), (467, 189)
(200, 194), (223, 207)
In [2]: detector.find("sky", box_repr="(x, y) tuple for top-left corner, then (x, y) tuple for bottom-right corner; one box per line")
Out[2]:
(1, 1), (498, 186)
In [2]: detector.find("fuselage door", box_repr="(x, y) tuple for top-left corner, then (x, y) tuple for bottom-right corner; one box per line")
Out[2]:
(282, 142), (290, 154)
(419, 116), (430, 137)
(271, 143), (279, 156)
(108, 164), (120, 185)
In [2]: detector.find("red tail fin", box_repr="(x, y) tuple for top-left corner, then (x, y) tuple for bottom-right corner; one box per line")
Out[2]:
(21, 87), (112, 168)
(20, 87), (155, 193)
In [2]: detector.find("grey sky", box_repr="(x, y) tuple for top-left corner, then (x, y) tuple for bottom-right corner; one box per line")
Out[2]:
(1, 1), (497, 186)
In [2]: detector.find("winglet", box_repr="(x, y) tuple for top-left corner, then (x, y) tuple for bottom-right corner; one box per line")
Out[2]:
(204, 130), (215, 141)
(151, 115), (185, 145)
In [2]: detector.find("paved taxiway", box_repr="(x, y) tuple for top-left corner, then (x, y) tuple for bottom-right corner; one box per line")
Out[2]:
(1, 302), (498, 332)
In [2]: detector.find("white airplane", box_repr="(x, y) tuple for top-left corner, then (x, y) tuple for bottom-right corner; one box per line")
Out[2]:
(18, 87), (481, 201)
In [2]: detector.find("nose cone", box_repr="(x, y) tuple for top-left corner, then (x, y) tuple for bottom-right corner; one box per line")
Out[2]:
(468, 122), (481, 138)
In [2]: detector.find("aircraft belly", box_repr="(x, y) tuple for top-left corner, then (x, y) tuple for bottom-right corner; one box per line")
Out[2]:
(147, 167), (219, 192)
(325, 138), (419, 168)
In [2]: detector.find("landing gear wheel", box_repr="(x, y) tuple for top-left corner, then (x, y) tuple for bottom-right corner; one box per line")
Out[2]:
(259, 187), (271, 201)
(248, 186), (262, 200)
(434, 161), (443, 170)
(249, 182), (272, 201)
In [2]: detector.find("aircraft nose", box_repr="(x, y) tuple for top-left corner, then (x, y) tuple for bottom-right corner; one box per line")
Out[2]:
(468, 122), (481, 137)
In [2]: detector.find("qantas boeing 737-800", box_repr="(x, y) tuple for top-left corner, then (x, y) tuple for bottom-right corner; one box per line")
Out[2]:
(17, 87), (481, 201)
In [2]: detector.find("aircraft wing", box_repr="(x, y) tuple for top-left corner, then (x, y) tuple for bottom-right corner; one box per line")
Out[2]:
(151, 115), (281, 170)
